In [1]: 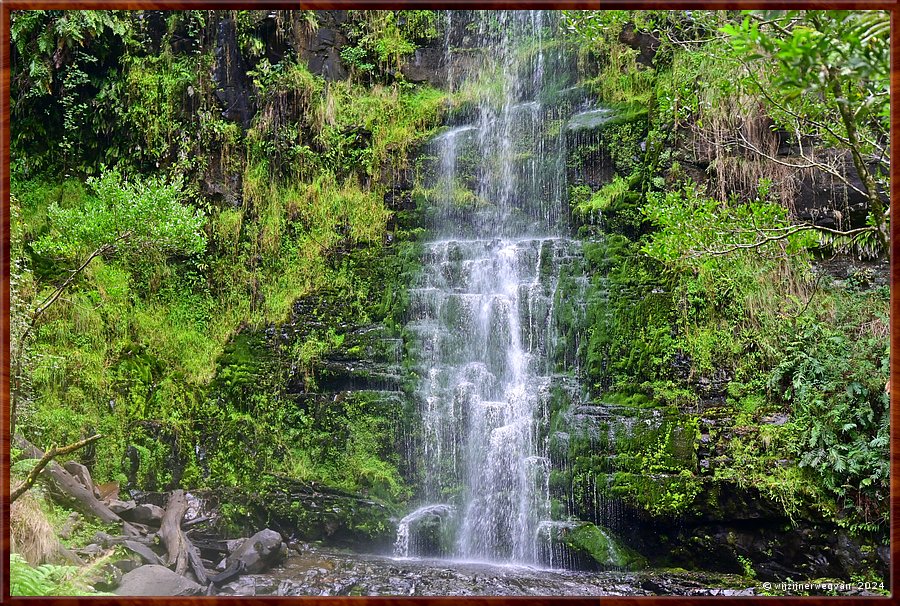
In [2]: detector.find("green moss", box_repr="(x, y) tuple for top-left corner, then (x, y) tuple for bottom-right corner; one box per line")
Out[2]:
(11, 9), (444, 500)
(562, 523), (648, 570)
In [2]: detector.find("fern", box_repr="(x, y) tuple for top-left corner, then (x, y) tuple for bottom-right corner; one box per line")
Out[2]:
(847, 11), (889, 46)
(10, 553), (113, 596)
(771, 320), (889, 528)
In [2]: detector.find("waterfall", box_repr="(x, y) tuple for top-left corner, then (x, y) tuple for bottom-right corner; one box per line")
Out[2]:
(395, 504), (456, 558)
(399, 10), (587, 566)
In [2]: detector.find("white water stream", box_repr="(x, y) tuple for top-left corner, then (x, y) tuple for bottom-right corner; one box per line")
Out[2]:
(398, 11), (586, 565)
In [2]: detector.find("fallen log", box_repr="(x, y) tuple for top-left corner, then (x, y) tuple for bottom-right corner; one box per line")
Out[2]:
(11, 435), (102, 503)
(182, 515), (210, 529)
(93, 533), (158, 548)
(159, 490), (209, 585)
(13, 436), (141, 536)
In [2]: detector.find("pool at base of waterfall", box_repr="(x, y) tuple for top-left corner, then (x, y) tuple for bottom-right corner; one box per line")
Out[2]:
(210, 545), (763, 596)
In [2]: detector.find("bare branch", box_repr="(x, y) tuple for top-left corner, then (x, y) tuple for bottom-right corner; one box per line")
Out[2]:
(700, 224), (876, 256)
(733, 131), (869, 198)
(747, 13), (804, 37)
(11, 434), (104, 503)
(665, 32), (729, 47)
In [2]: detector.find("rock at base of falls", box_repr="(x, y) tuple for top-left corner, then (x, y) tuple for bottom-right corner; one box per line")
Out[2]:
(115, 565), (204, 596)
(540, 521), (647, 571)
(395, 504), (457, 558)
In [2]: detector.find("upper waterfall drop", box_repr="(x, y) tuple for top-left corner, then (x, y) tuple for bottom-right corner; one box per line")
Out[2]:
(400, 10), (587, 565)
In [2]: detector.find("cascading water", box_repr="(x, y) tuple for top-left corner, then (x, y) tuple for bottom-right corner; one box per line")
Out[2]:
(398, 10), (590, 566)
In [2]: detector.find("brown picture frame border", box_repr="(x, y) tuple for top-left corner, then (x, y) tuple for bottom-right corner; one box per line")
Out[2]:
(0, 1), (896, 603)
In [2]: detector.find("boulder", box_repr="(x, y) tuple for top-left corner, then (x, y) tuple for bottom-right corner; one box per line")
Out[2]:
(122, 503), (165, 525)
(108, 499), (136, 515)
(561, 523), (648, 570)
(113, 558), (142, 574)
(76, 544), (104, 558)
(87, 562), (123, 592)
(226, 538), (248, 554)
(115, 565), (204, 596)
(225, 529), (285, 574)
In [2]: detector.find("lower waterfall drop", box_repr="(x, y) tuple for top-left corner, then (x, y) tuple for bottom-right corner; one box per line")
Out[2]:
(398, 10), (589, 566)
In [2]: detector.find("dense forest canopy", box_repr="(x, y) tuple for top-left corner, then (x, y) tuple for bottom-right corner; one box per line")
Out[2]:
(8, 9), (890, 596)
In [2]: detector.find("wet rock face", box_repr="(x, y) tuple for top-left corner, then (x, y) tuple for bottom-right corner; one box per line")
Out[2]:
(311, 336), (405, 394)
(592, 406), (890, 582)
(617, 23), (659, 66)
(663, 520), (889, 582)
(401, 47), (446, 87)
(562, 85), (888, 586)
(213, 13), (256, 128)
(584, 410), (890, 583)
(296, 11), (349, 81)
(142, 11), (167, 55)
(201, 159), (243, 209)
(792, 154), (881, 229)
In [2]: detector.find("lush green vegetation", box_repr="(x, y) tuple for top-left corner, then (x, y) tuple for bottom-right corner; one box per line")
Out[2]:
(11, 10), (445, 506)
(9, 9), (888, 589)
(561, 10), (889, 538)
(10, 553), (114, 596)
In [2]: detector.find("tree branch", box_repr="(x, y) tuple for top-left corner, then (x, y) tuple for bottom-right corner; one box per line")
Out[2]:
(701, 224), (876, 256)
(733, 131), (869, 199)
(10, 434), (103, 503)
(740, 63), (854, 149)
(748, 13), (803, 38)
(30, 231), (133, 326)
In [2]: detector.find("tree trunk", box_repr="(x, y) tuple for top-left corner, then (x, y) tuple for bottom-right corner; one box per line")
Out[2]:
(828, 68), (888, 252)
(159, 490), (209, 585)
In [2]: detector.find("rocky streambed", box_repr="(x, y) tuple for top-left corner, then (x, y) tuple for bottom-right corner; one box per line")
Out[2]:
(208, 546), (760, 597)
(190, 544), (867, 597)
(99, 526), (887, 598)
(204, 546), (887, 597)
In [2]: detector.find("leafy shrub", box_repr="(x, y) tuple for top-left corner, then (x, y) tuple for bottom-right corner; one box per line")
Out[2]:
(33, 168), (206, 261)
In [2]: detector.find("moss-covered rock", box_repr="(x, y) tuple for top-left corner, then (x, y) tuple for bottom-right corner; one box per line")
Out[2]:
(561, 523), (648, 570)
